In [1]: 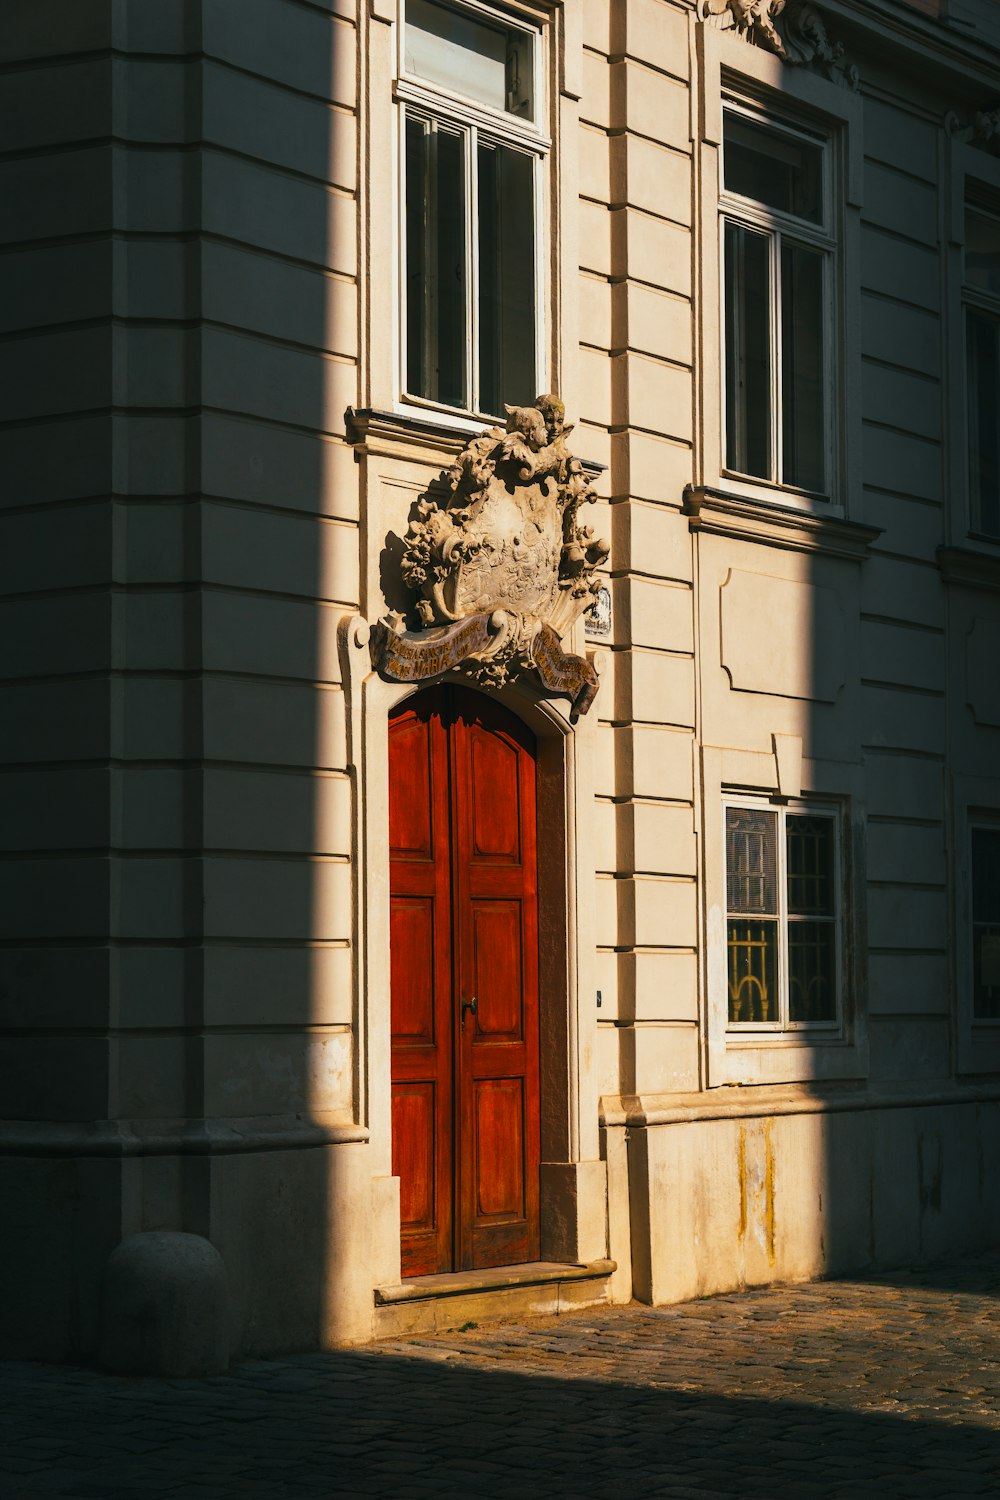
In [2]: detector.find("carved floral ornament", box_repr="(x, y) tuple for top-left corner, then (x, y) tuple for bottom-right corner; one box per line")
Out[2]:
(371, 395), (610, 719)
(946, 105), (1000, 154)
(700, 0), (859, 89)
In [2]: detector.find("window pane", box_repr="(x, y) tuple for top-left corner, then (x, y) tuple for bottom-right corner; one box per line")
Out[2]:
(724, 113), (823, 224)
(786, 815), (835, 916)
(478, 142), (536, 415)
(973, 829), (1000, 1020)
(725, 222), (771, 479)
(967, 308), (1000, 538)
(781, 242), (826, 493)
(405, 0), (534, 120)
(728, 919), (779, 1022)
(405, 116), (467, 407)
(966, 207), (1000, 296)
(787, 921), (836, 1022)
(726, 807), (778, 915)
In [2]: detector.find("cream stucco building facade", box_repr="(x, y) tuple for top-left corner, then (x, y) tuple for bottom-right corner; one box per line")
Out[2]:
(4, 0), (1000, 1365)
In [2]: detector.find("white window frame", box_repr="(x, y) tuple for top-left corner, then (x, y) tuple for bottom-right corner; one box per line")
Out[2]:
(694, 26), (864, 521)
(719, 102), (837, 502)
(954, 773), (1000, 1077)
(701, 746), (868, 1088)
(945, 142), (1000, 550)
(394, 0), (549, 425)
(969, 820), (1000, 1025)
(723, 795), (844, 1037)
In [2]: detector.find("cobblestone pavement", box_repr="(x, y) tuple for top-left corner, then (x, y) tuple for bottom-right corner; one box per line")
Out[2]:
(2, 1256), (998, 1500)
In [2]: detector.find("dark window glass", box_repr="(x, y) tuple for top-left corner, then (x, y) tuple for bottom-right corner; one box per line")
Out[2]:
(726, 807), (778, 915)
(478, 142), (536, 416)
(725, 222), (771, 479)
(788, 921), (836, 1022)
(972, 828), (1000, 1020)
(405, 116), (467, 407)
(724, 113), (823, 224)
(728, 920), (779, 1022)
(966, 208), (1000, 296)
(967, 308), (1000, 538)
(781, 243), (825, 492)
(786, 815), (835, 916)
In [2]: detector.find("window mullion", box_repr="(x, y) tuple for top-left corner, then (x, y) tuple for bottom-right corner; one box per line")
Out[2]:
(468, 123), (479, 414)
(778, 807), (789, 1029)
(772, 230), (782, 486)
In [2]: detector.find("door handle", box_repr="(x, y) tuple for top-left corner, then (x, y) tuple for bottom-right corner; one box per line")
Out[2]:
(461, 994), (478, 1028)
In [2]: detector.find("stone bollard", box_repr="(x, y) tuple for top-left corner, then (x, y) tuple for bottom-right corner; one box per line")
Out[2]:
(100, 1231), (229, 1376)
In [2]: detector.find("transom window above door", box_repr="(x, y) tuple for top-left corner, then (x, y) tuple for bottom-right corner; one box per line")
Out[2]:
(398, 0), (546, 420)
(720, 104), (835, 500)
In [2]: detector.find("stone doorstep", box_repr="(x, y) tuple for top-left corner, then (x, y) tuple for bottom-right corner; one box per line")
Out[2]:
(372, 1260), (617, 1339)
(375, 1259), (617, 1305)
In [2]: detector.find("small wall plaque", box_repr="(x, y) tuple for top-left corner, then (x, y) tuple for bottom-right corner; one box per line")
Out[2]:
(585, 584), (612, 640)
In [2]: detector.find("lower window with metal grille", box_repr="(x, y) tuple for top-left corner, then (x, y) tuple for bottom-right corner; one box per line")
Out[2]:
(725, 800), (842, 1033)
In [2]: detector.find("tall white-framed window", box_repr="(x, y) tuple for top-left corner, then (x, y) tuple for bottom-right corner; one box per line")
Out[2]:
(724, 798), (842, 1034)
(397, 0), (547, 420)
(720, 102), (836, 499)
(964, 201), (1000, 541)
(971, 822), (1000, 1021)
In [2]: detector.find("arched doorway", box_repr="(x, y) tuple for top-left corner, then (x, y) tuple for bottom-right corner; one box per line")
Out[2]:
(388, 683), (541, 1277)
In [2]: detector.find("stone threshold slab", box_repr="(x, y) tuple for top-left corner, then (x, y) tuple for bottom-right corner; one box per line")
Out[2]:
(375, 1259), (616, 1306)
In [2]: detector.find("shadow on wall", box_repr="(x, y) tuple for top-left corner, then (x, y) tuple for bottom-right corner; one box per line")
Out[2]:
(0, 1), (357, 1364)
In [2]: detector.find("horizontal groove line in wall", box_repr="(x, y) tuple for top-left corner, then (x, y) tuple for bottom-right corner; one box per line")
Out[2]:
(862, 483), (942, 510)
(0, 402), (357, 442)
(860, 612), (944, 634)
(860, 353), (941, 386)
(868, 946), (947, 956)
(0, 936), (352, 951)
(866, 813), (943, 827)
(867, 878), (946, 891)
(860, 679), (946, 699)
(863, 547), (943, 569)
(861, 747), (945, 763)
(861, 416), (942, 447)
(8, 1023), (354, 1040)
(1, 579), (361, 610)
(1, 757), (350, 778)
(0, 848), (353, 864)
(1, 315), (360, 368)
(0, 135), (359, 197)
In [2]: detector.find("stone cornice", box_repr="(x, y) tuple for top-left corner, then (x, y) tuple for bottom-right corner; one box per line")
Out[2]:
(682, 485), (883, 560)
(600, 1081), (1000, 1128)
(937, 544), (1000, 592)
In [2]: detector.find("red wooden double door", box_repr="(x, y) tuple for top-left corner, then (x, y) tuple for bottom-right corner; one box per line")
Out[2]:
(389, 685), (541, 1277)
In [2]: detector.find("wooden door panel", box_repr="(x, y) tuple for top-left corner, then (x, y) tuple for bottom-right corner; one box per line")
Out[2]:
(474, 1077), (525, 1217)
(470, 900), (524, 1039)
(389, 692), (453, 1278)
(469, 728), (521, 862)
(390, 897), (438, 1045)
(392, 1083), (436, 1231)
(388, 715), (436, 860)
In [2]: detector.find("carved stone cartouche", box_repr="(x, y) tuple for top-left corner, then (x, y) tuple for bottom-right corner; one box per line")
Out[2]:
(700, 0), (859, 89)
(375, 395), (609, 716)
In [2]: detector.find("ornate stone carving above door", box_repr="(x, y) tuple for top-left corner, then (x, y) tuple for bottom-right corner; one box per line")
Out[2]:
(699, 0), (858, 88)
(372, 396), (609, 718)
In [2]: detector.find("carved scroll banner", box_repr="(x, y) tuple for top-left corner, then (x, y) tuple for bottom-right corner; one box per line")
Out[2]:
(373, 615), (496, 683)
(372, 613), (600, 719)
(531, 624), (600, 719)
